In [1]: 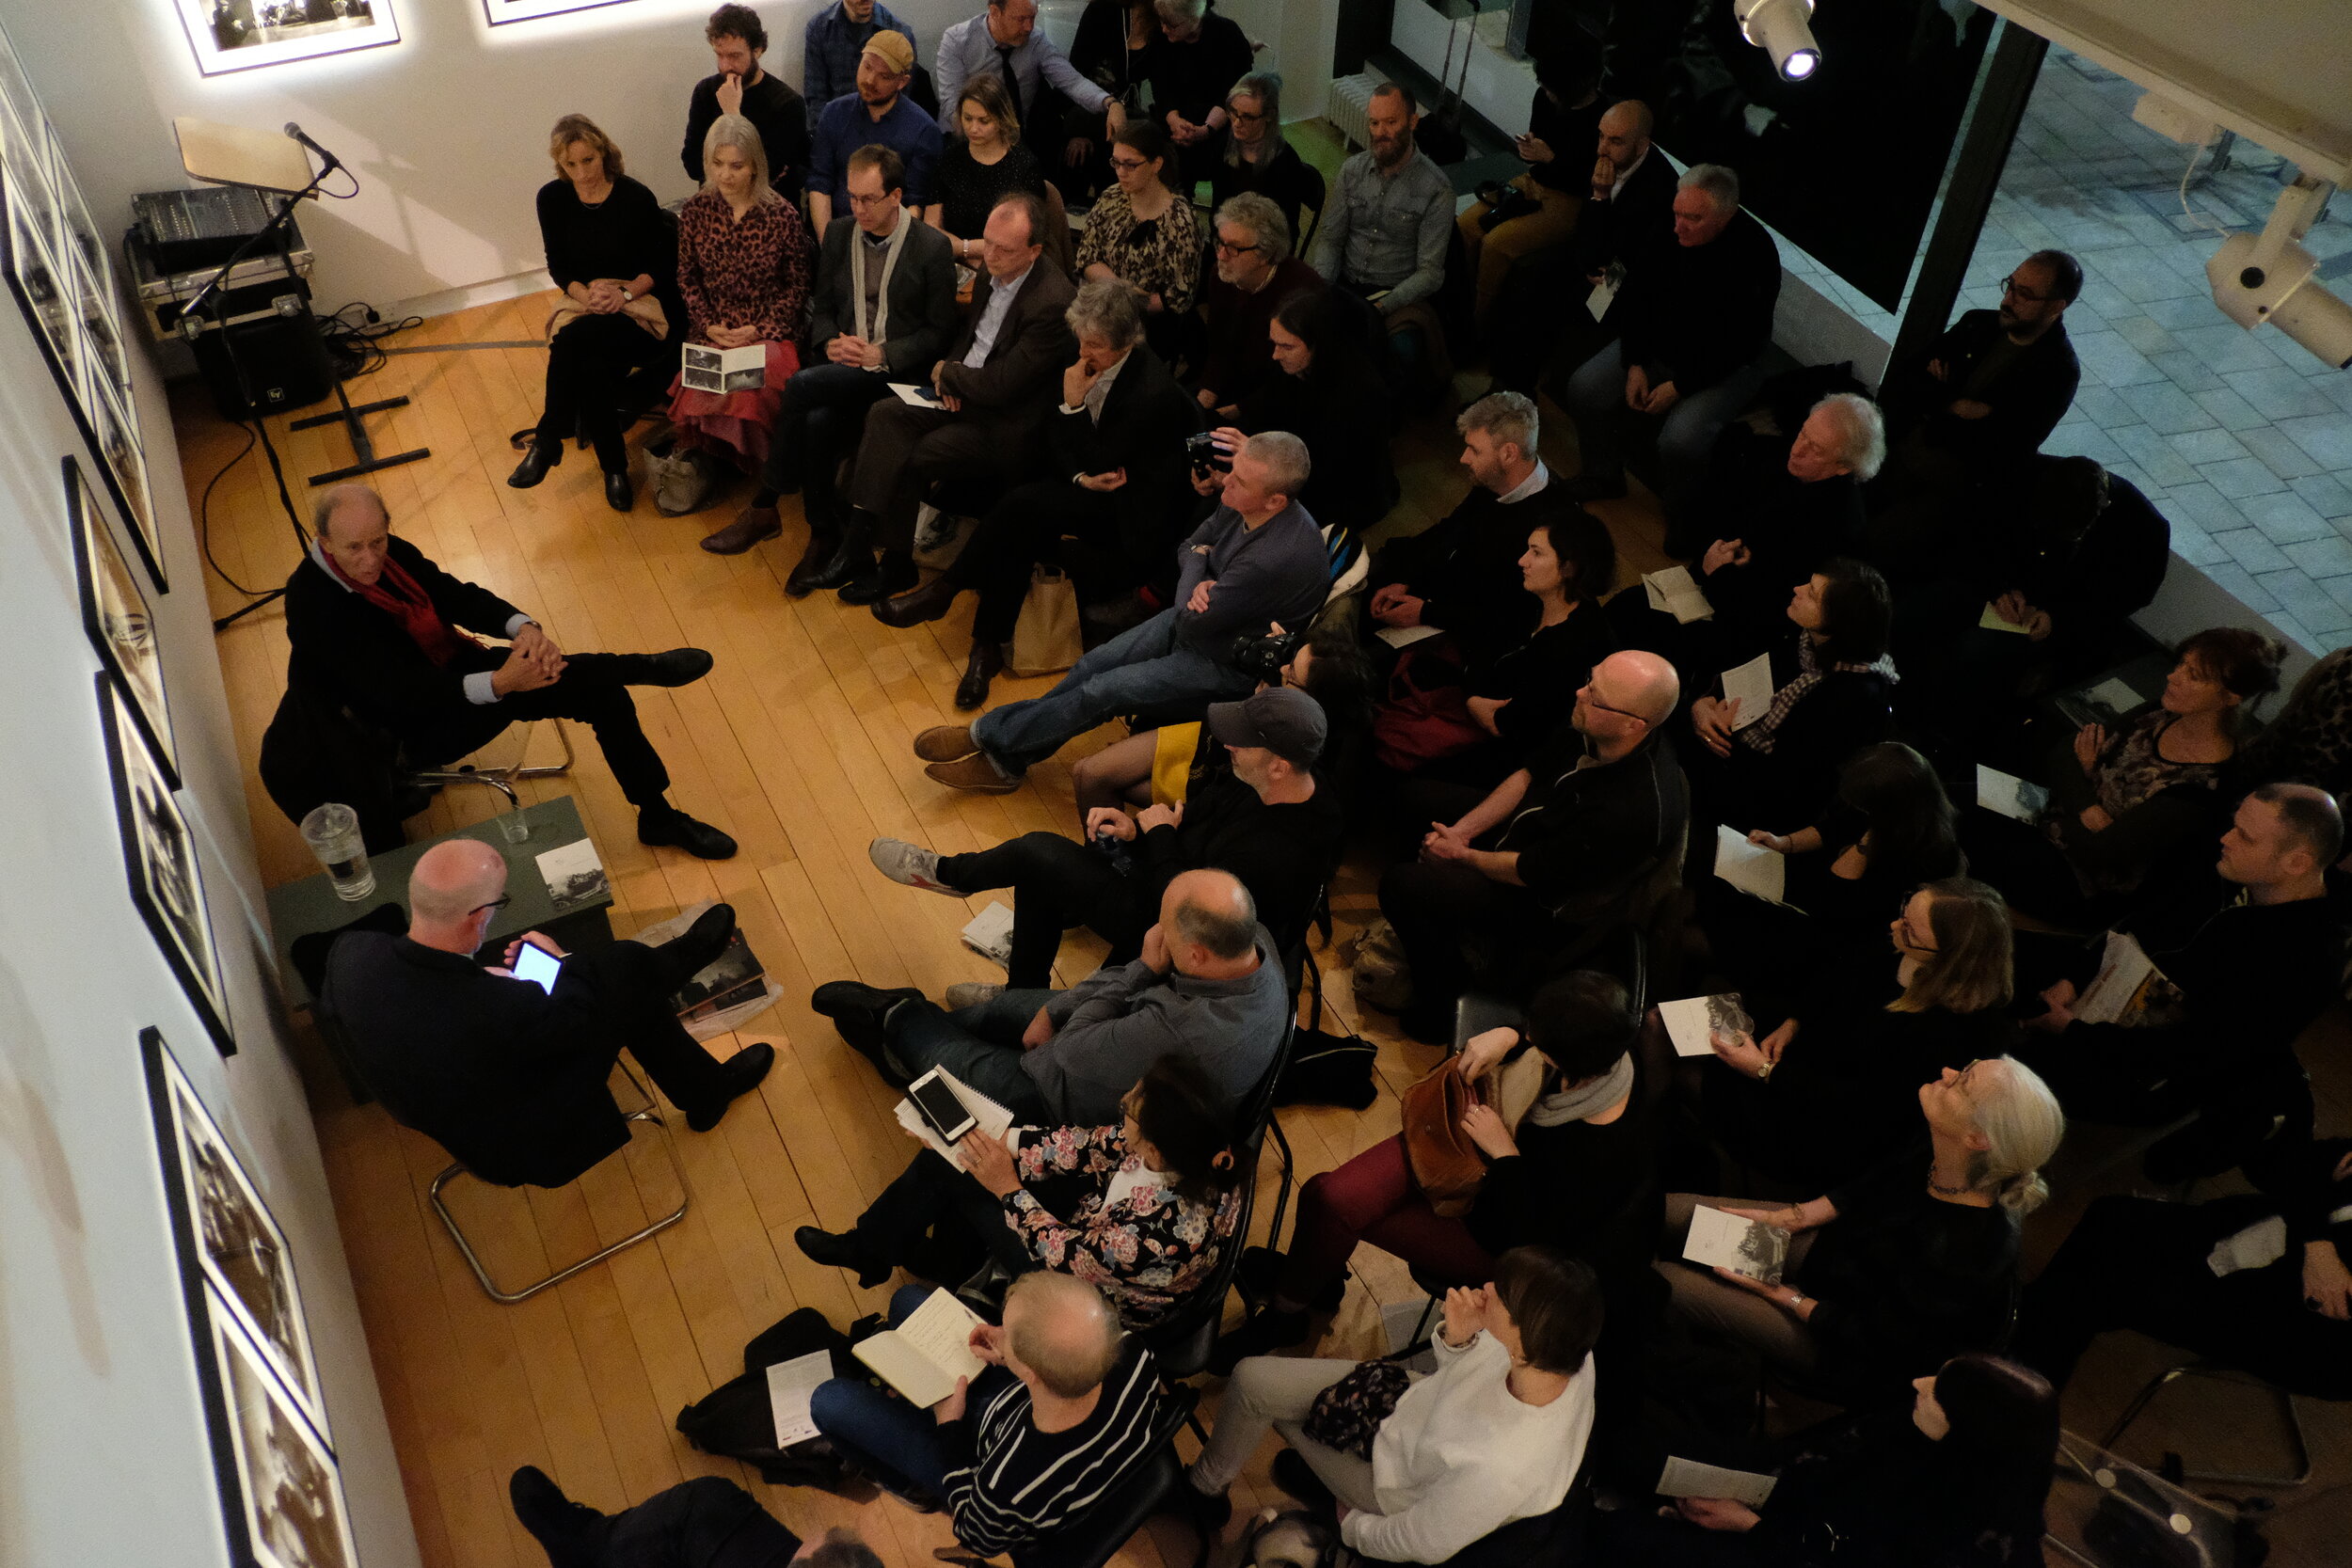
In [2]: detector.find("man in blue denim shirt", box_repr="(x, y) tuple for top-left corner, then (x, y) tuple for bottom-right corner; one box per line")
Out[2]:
(803, 0), (915, 132)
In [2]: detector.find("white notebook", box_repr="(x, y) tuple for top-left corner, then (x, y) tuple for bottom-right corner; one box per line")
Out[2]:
(893, 1065), (1016, 1169)
(1644, 565), (1713, 624)
(1720, 653), (1774, 730)
(1712, 824), (1788, 905)
(1658, 1456), (1778, 1506)
(851, 1290), (989, 1409)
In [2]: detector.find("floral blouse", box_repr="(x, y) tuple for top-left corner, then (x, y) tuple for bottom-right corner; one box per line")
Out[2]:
(1074, 184), (1201, 316)
(1002, 1122), (1242, 1326)
(2088, 711), (2225, 817)
(675, 189), (812, 346)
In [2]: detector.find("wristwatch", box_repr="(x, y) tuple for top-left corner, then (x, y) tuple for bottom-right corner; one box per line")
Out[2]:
(619, 285), (633, 303)
(1755, 1059), (1773, 1082)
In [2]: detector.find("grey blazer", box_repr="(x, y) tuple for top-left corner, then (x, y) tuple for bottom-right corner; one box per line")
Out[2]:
(807, 213), (961, 379)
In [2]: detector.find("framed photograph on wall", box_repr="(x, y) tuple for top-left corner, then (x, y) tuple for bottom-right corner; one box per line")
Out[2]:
(48, 122), (130, 405)
(72, 457), (178, 784)
(2, 138), (79, 404)
(175, 0), (401, 77)
(200, 1282), (359, 1568)
(100, 673), (232, 1053)
(142, 1029), (326, 1440)
(483, 0), (640, 24)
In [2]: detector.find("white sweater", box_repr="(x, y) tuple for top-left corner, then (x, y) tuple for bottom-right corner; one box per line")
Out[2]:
(1342, 1329), (1594, 1565)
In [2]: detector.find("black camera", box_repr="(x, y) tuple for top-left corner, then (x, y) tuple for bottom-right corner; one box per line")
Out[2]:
(1185, 430), (1234, 474)
(1227, 627), (1302, 685)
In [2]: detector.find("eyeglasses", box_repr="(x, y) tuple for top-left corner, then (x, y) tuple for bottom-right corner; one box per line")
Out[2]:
(1579, 688), (1649, 725)
(471, 894), (514, 916)
(844, 189), (894, 209)
(1213, 236), (1264, 256)
(1999, 274), (2052, 304)
(1108, 155), (1150, 173)
(1228, 107), (1266, 122)
(1896, 913), (1940, 952)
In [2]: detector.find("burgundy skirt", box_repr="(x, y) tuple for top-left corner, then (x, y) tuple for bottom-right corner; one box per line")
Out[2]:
(666, 337), (801, 470)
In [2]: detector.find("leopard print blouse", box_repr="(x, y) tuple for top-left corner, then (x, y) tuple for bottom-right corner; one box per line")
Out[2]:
(675, 189), (812, 346)
(1075, 183), (1201, 316)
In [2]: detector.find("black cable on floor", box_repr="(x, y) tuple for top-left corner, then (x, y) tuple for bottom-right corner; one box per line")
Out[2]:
(198, 420), (265, 598)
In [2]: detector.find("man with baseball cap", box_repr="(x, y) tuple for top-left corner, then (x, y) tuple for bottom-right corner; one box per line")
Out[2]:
(808, 27), (943, 232)
(864, 684), (1345, 989)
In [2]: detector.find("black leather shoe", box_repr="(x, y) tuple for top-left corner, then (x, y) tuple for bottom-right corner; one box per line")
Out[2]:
(836, 551), (917, 607)
(796, 536), (874, 594)
(507, 440), (561, 489)
(622, 648), (715, 688)
(688, 1042), (775, 1132)
(810, 980), (924, 1067)
(604, 470), (633, 512)
(954, 641), (1004, 711)
(509, 1466), (604, 1566)
(794, 1225), (893, 1289)
(872, 575), (961, 629)
(660, 901), (739, 981)
(1237, 1245), (1343, 1312)
(785, 530), (840, 596)
(637, 807), (738, 860)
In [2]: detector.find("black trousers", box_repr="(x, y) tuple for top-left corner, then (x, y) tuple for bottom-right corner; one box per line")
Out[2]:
(953, 481), (1159, 644)
(758, 361), (896, 533)
(2012, 1193), (2352, 1399)
(535, 314), (679, 472)
(1377, 856), (1549, 1032)
(850, 400), (1037, 554)
(417, 653), (671, 810)
(565, 930), (739, 1122)
(850, 1147), (1041, 1285)
(574, 1474), (801, 1568)
(936, 832), (1154, 990)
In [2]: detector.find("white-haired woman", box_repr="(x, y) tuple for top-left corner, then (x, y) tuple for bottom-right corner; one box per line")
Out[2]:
(1658, 1054), (2063, 1403)
(1206, 73), (1320, 245)
(660, 113), (812, 507)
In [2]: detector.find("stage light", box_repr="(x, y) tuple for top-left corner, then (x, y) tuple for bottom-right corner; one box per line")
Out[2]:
(2206, 175), (2352, 371)
(1736, 0), (1822, 83)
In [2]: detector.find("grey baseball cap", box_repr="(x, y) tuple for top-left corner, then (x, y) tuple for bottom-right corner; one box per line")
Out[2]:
(1205, 685), (1327, 768)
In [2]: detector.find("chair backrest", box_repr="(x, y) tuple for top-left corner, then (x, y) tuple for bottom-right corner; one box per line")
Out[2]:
(1041, 180), (1076, 280)
(1014, 1384), (1201, 1568)
(1140, 1159), (1257, 1379)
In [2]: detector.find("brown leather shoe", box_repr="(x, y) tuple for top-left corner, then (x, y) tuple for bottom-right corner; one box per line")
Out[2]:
(914, 724), (977, 763)
(924, 753), (1018, 794)
(872, 575), (961, 629)
(954, 641), (1003, 711)
(701, 505), (782, 556)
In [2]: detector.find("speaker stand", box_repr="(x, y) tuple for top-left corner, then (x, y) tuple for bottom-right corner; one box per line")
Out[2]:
(293, 371), (428, 485)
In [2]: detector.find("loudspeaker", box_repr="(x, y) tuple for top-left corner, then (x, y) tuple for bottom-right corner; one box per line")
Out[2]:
(190, 301), (334, 420)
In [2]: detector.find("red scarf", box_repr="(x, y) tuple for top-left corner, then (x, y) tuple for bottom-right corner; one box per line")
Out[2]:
(326, 547), (481, 668)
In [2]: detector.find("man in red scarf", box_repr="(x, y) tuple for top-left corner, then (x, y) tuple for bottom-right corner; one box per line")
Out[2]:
(285, 484), (737, 859)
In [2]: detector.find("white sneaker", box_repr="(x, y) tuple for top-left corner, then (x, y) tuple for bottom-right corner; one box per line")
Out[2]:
(944, 982), (1005, 1009)
(868, 836), (959, 895)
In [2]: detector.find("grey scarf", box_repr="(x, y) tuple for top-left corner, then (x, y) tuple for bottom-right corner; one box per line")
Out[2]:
(1522, 1051), (1635, 1129)
(849, 206), (912, 350)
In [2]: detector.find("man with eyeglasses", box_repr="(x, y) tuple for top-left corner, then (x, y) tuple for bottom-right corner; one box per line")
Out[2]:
(1192, 192), (1322, 417)
(320, 842), (775, 1191)
(1377, 649), (1687, 1042)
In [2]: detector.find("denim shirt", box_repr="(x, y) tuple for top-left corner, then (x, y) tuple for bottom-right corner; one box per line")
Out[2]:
(1308, 148), (1454, 312)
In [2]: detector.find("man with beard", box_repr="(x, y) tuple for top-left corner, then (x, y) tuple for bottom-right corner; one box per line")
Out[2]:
(1308, 83), (1454, 383)
(1192, 191), (1322, 417)
(806, 28), (941, 231)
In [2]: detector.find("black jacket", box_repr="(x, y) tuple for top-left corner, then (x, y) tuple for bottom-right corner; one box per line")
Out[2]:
(1042, 342), (1204, 562)
(807, 213), (961, 380)
(1895, 309), (2080, 465)
(683, 71), (812, 199)
(1689, 441), (1861, 651)
(1232, 358), (1397, 534)
(1497, 728), (1691, 922)
(1368, 480), (1597, 670)
(1572, 150), (1677, 281)
(1978, 470), (2169, 660)
(1616, 208), (1782, 394)
(937, 258), (1080, 436)
(1136, 766), (1345, 953)
(1206, 139), (1325, 249)
(1143, 10), (1253, 127)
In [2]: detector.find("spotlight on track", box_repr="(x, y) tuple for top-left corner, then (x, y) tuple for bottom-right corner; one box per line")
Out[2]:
(1736, 0), (1822, 82)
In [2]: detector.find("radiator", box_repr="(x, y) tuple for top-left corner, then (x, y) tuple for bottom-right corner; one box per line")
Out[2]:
(1327, 72), (1380, 154)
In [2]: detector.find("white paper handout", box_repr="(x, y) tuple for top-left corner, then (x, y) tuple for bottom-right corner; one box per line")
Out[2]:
(1683, 1204), (1789, 1285)
(1585, 276), (1618, 322)
(1720, 654), (1774, 730)
(2087, 675), (2140, 714)
(888, 381), (945, 407)
(1645, 565), (1714, 624)
(1657, 1456), (1779, 1507)
(1975, 764), (2050, 824)
(1658, 993), (1751, 1058)
(851, 1288), (989, 1408)
(961, 901), (1016, 966)
(1713, 824), (1788, 905)
(765, 1349), (834, 1448)
(2206, 1214), (2289, 1278)
(534, 838), (610, 911)
(2073, 929), (2169, 1026)
(1978, 602), (2031, 634)
(1375, 625), (1445, 650)
(893, 1065), (1016, 1168)
(681, 342), (767, 393)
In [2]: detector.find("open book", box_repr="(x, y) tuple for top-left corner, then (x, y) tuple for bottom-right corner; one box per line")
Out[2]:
(852, 1289), (989, 1408)
(1713, 824), (1791, 906)
(1658, 1456), (1778, 1506)
(1658, 993), (1751, 1058)
(1683, 1204), (1789, 1285)
(895, 1065), (1016, 1168)
(2073, 929), (2176, 1026)
(682, 342), (767, 393)
(1644, 565), (1713, 624)
(1720, 653), (1774, 730)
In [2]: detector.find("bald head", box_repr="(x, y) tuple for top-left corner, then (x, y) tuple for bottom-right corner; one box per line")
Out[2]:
(1002, 1272), (1122, 1398)
(1163, 868), (1257, 961)
(1597, 101), (1653, 169)
(313, 483), (394, 586)
(314, 483), (389, 544)
(1575, 649), (1679, 754)
(408, 839), (508, 927)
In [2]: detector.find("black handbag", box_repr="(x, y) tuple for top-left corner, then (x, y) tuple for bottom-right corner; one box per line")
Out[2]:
(674, 1307), (860, 1487)
(1301, 1358), (1414, 1460)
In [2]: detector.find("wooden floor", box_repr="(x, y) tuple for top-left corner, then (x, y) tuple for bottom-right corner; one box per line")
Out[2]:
(178, 295), (2350, 1568)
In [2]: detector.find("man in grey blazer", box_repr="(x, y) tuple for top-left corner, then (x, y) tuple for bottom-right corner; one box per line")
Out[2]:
(703, 144), (959, 567)
(803, 188), (1078, 603)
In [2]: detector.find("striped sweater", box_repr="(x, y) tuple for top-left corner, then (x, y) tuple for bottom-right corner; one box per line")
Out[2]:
(938, 1344), (1166, 1554)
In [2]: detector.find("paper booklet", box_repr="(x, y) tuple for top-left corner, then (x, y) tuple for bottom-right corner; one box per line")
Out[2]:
(961, 901), (1016, 967)
(535, 839), (610, 911)
(2072, 929), (2175, 1027)
(894, 1065), (1016, 1168)
(1975, 764), (2050, 824)
(1375, 624), (1445, 650)
(1713, 824), (1789, 906)
(1683, 1204), (1789, 1285)
(765, 1349), (834, 1448)
(681, 342), (767, 393)
(852, 1288), (989, 1408)
(887, 380), (945, 407)
(1657, 1456), (1779, 1507)
(1978, 602), (2032, 635)
(1658, 993), (1752, 1059)
(1720, 653), (1774, 730)
(1645, 565), (1713, 624)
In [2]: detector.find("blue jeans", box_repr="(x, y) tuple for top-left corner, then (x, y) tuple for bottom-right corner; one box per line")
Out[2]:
(884, 988), (1058, 1123)
(1563, 339), (1769, 514)
(810, 1285), (1021, 1504)
(970, 610), (1255, 777)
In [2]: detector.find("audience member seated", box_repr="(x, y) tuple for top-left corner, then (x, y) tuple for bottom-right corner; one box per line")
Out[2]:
(1570, 99), (1676, 318)
(320, 844), (773, 1182)
(2017, 784), (2346, 1181)
(681, 5), (810, 201)
(2236, 645), (2352, 797)
(2014, 1135), (2352, 1397)
(511, 116), (682, 514)
(807, 29), (942, 232)
(933, 0), (1121, 166)
(1207, 74), (1322, 249)
(1193, 192), (1321, 417)
(1868, 250), (2084, 574)
(1215, 972), (1651, 1366)
(1307, 84), (1455, 386)
(1699, 879), (2018, 1196)
(912, 430), (1327, 794)
(795, 1053), (1245, 1325)
(1457, 45), (1601, 326)
(1060, 0), (1157, 201)
(1380, 650), (1687, 1042)
(1962, 627), (2280, 924)
(287, 485), (739, 859)
(872, 686), (1341, 981)
(1230, 288), (1397, 529)
(511, 1467), (875, 1568)
(807, 1274), (1166, 1549)
(1658, 1055), (2063, 1403)
(1560, 163), (1780, 513)
(705, 146), (959, 561)
(1601, 1354), (2058, 1568)
(812, 868), (1288, 1125)
(1683, 559), (1897, 831)
(815, 192), (1075, 602)
(1184, 1248), (1602, 1563)
(660, 116), (814, 498)
(1144, 0), (1253, 186)
(930, 74), (1049, 273)
(872, 277), (1202, 707)
(1076, 121), (1201, 361)
(803, 0), (914, 131)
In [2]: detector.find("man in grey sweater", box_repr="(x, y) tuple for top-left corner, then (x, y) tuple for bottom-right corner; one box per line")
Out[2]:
(812, 869), (1288, 1125)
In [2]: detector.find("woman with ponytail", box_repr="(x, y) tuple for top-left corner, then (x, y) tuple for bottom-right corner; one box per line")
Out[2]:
(1659, 1056), (2063, 1402)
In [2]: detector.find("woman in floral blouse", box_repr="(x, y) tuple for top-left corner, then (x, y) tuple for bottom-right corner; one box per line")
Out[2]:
(793, 1054), (1245, 1326)
(1075, 120), (1200, 361)
(664, 114), (812, 482)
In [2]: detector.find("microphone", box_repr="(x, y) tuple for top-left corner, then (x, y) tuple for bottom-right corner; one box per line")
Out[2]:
(283, 121), (342, 172)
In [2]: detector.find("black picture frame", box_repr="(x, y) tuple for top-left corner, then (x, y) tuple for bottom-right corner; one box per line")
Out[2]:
(482, 0), (642, 24)
(199, 1281), (360, 1568)
(72, 455), (179, 784)
(100, 673), (232, 1053)
(175, 0), (401, 77)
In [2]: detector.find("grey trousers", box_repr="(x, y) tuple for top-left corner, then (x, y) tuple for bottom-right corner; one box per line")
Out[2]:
(1655, 1192), (1822, 1376)
(1187, 1354), (1384, 1510)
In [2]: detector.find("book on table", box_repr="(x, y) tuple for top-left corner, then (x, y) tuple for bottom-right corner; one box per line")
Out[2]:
(851, 1289), (990, 1408)
(535, 839), (610, 911)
